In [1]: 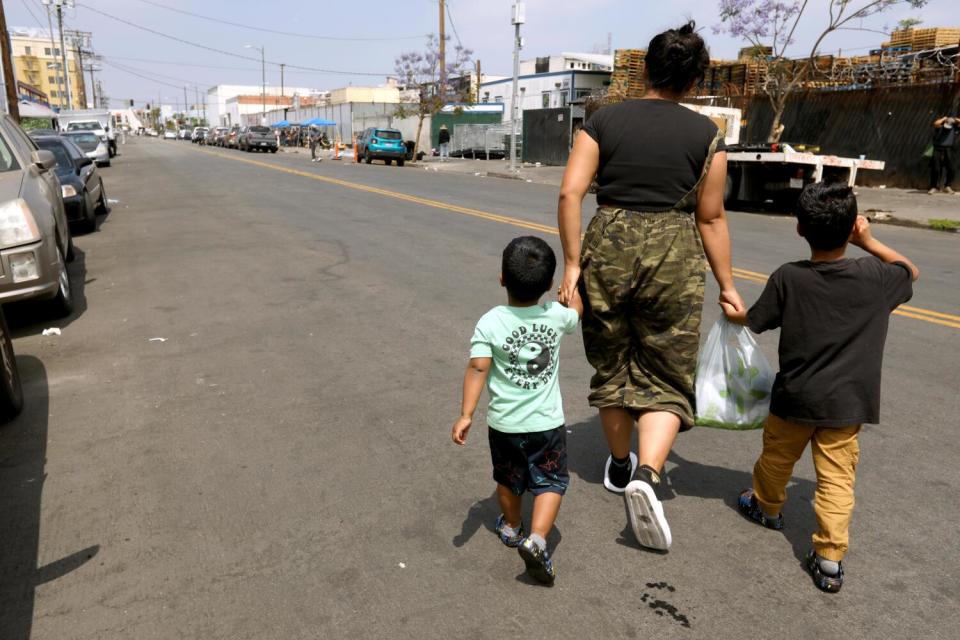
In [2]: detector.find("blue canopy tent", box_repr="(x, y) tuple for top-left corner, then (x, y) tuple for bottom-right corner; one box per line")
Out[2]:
(271, 120), (291, 128)
(301, 118), (336, 127)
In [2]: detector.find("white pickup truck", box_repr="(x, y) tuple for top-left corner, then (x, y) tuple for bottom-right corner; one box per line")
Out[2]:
(683, 104), (885, 208)
(58, 109), (116, 158)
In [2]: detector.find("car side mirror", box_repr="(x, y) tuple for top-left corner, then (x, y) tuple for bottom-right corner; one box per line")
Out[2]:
(32, 149), (56, 172)
(78, 156), (93, 167)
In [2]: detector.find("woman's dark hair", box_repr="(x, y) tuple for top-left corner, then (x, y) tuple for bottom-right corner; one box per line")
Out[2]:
(795, 182), (858, 250)
(645, 21), (709, 95)
(502, 236), (556, 302)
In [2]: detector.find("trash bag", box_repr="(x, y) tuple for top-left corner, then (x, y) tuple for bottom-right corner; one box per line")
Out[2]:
(695, 318), (775, 430)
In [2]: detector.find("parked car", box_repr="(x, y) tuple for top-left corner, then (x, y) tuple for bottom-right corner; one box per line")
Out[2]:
(203, 128), (219, 145)
(213, 127), (230, 146)
(191, 126), (208, 144)
(239, 125), (278, 153)
(0, 306), (23, 423)
(63, 120), (110, 157)
(356, 127), (406, 166)
(61, 130), (110, 167)
(163, 129), (177, 140)
(32, 135), (107, 234)
(145, 127), (158, 137)
(225, 126), (243, 149)
(0, 114), (75, 316)
(177, 128), (191, 140)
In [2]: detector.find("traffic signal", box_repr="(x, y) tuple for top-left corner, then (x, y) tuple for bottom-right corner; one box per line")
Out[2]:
(129, 99), (134, 107)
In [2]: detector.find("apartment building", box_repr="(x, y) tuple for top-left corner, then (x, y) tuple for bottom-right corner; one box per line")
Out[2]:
(9, 27), (86, 109)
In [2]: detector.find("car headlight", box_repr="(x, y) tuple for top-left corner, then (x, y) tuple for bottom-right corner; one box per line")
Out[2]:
(0, 199), (41, 249)
(62, 184), (78, 198)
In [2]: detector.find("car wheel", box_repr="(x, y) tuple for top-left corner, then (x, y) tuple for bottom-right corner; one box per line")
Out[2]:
(64, 229), (75, 263)
(0, 309), (23, 423)
(364, 151), (372, 164)
(48, 248), (73, 318)
(96, 181), (109, 214)
(397, 158), (405, 167)
(79, 194), (97, 234)
(385, 159), (392, 166)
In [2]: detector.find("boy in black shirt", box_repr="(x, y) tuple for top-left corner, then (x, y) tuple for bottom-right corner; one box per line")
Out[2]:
(721, 182), (919, 593)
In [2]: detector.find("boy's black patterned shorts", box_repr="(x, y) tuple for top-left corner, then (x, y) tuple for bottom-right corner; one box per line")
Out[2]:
(488, 425), (568, 496)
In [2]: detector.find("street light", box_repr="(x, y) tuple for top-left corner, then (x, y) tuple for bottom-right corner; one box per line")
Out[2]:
(509, 2), (525, 173)
(245, 44), (265, 123)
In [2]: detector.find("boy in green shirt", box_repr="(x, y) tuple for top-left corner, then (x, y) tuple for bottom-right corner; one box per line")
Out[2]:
(452, 236), (581, 584)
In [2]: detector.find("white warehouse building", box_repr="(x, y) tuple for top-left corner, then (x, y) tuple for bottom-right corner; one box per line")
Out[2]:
(479, 52), (612, 122)
(206, 84), (319, 127)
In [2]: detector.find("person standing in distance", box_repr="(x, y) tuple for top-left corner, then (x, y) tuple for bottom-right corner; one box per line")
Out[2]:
(929, 114), (958, 195)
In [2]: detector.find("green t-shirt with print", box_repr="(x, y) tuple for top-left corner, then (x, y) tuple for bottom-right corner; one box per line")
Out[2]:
(470, 302), (580, 433)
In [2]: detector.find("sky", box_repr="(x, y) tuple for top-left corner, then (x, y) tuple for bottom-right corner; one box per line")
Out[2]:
(4, 0), (956, 109)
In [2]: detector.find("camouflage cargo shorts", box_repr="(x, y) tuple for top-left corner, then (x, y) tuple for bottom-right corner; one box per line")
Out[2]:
(579, 207), (707, 429)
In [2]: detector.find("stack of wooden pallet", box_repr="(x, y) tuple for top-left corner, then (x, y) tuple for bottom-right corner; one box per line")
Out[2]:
(609, 49), (647, 100)
(882, 27), (960, 51)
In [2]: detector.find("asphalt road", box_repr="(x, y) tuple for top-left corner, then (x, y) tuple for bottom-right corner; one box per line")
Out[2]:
(1, 137), (957, 639)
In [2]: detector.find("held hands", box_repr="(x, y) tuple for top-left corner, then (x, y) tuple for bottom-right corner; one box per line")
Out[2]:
(849, 215), (873, 249)
(719, 287), (748, 326)
(452, 415), (472, 445)
(558, 265), (581, 307)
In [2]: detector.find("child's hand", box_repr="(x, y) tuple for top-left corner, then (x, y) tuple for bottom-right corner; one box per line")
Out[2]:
(452, 416), (472, 445)
(720, 300), (749, 326)
(849, 215), (873, 248)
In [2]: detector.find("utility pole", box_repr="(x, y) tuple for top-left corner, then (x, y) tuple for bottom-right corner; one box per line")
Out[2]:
(0, 1), (20, 121)
(52, 0), (74, 110)
(475, 59), (481, 102)
(509, 2), (524, 172)
(182, 85), (188, 123)
(42, 2), (64, 108)
(244, 44), (265, 123)
(280, 63), (285, 98)
(74, 41), (86, 108)
(439, 0), (446, 98)
(89, 64), (97, 107)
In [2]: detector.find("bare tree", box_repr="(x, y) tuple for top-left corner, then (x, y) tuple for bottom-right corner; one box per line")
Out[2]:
(717, 0), (928, 142)
(394, 34), (473, 161)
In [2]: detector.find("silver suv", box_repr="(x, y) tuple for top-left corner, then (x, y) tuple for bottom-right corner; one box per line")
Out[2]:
(0, 114), (74, 316)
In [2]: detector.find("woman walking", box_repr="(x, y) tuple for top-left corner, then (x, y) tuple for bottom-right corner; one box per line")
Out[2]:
(557, 22), (744, 551)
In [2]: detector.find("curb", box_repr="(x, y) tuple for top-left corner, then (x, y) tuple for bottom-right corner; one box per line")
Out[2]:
(865, 211), (960, 233)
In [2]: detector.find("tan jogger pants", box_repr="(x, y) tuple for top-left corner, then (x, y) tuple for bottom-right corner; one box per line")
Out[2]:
(752, 414), (861, 562)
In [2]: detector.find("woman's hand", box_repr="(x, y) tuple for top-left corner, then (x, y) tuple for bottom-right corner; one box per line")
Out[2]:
(558, 264), (581, 306)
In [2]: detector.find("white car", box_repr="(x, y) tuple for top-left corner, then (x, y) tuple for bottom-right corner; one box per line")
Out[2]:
(163, 130), (177, 140)
(62, 131), (111, 167)
(64, 120), (109, 152)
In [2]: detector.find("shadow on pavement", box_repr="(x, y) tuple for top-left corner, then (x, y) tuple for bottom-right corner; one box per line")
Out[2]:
(0, 356), (99, 639)
(567, 415), (817, 562)
(6, 246), (89, 338)
(453, 491), (563, 555)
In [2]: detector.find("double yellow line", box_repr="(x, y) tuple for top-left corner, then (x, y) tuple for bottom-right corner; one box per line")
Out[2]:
(199, 148), (960, 331)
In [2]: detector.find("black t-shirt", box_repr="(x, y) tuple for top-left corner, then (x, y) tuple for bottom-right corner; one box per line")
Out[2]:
(438, 128), (450, 144)
(582, 99), (725, 211)
(747, 257), (913, 427)
(933, 118), (958, 148)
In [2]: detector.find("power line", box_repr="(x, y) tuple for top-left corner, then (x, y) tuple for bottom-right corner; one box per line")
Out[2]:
(75, 3), (392, 77)
(98, 58), (186, 91)
(100, 56), (210, 88)
(95, 54), (261, 72)
(446, 1), (464, 50)
(20, 0), (46, 30)
(132, 0), (427, 42)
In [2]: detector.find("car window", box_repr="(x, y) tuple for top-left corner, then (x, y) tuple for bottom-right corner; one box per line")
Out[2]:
(61, 138), (86, 160)
(35, 139), (74, 169)
(375, 130), (402, 140)
(65, 132), (99, 145)
(68, 122), (101, 131)
(0, 130), (20, 172)
(4, 120), (38, 162)
(250, 126), (270, 133)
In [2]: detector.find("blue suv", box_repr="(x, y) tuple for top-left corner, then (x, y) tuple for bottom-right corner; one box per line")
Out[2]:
(357, 128), (406, 166)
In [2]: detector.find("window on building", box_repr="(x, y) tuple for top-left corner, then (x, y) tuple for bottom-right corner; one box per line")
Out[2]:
(48, 76), (55, 84)
(50, 90), (58, 97)
(24, 46), (31, 55)
(542, 92), (550, 108)
(494, 95), (503, 103)
(54, 48), (60, 56)
(44, 47), (51, 56)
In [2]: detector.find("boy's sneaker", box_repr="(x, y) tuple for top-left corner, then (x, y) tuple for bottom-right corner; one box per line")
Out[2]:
(604, 452), (638, 493)
(737, 489), (784, 530)
(806, 549), (844, 593)
(518, 538), (556, 584)
(495, 515), (524, 548)
(624, 465), (672, 551)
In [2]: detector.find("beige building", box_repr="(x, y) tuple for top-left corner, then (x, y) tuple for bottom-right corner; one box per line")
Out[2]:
(9, 27), (86, 109)
(328, 85), (399, 106)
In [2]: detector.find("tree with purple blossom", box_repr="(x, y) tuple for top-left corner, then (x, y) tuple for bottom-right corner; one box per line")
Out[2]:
(394, 34), (474, 162)
(716, 0), (928, 142)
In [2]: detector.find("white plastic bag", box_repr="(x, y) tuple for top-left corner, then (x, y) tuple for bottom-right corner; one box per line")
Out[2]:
(695, 318), (775, 430)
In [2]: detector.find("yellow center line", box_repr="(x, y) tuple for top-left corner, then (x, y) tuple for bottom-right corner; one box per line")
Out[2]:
(198, 147), (959, 331)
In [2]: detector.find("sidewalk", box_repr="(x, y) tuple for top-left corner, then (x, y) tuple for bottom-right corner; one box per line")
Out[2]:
(279, 149), (959, 232)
